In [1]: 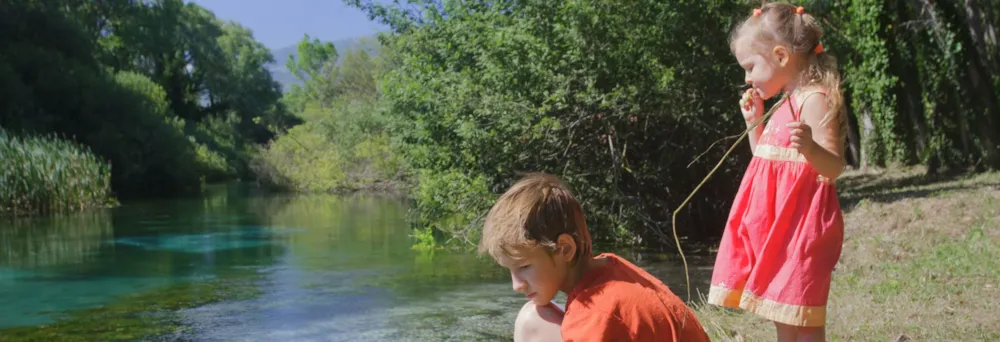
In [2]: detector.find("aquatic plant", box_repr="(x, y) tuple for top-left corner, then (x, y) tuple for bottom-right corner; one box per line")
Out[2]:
(0, 275), (262, 341)
(0, 129), (115, 217)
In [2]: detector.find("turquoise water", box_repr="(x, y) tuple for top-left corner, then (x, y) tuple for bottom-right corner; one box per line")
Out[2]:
(0, 184), (711, 341)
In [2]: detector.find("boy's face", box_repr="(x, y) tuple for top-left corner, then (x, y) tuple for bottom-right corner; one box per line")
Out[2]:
(494, 243), (572, 306)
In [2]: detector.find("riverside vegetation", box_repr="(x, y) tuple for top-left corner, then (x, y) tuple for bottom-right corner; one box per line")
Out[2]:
(334, 0), (1000, 251)
(6, 0), (998, 250)
(1, 0), (298, 215)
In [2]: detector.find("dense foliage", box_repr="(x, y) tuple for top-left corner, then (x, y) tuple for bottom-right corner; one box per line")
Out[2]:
(816, 0), (1000, 173)
(335, 0), (1000, 249)
(0, 0), (297, 208)
(343, 0), (756, 247)
(5, 0), (998, 249)
(252, 37), (405, 193)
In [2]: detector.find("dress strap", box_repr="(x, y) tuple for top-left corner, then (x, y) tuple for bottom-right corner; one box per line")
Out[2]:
(792, 90), (827, 122)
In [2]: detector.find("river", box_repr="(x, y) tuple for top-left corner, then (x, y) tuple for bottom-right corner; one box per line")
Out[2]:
(0, 183), (713, 341)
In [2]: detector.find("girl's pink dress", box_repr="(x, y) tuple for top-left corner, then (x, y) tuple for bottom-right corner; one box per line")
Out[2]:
(707, 91), (844, 327)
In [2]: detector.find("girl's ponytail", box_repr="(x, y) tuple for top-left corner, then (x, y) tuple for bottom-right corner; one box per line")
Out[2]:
(800, 12), (847, 145)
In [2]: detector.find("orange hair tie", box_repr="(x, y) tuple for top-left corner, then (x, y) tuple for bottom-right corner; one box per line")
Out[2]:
(814, 43), (824, 55)
(795, 6), (805, 14)
(752, 8), (763, 17)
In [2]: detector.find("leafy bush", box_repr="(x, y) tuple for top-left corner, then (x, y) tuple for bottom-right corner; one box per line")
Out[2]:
(82, 71), (202, 197)
(409, 169), (494, 247)
(352, 0), (751, 247)
(187, 113), (254, 182)
(252, 98), (406, 192)
(253, 121), (347, 192)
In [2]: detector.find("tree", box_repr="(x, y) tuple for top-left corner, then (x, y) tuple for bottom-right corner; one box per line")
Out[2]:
(285, 34), (340, 108)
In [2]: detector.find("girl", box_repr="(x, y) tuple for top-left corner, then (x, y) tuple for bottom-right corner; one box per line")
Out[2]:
(707, 2), (847, 342)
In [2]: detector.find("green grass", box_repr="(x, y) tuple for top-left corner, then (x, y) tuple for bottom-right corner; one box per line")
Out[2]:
(694, 167), (1000, 341)
(1, 129), (116, 216)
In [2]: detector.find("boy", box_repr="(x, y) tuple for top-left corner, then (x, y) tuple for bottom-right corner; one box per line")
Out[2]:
(479, 173), (710, 342)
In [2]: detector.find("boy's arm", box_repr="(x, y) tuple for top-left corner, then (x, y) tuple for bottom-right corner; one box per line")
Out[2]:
(560, 309), (631, 342)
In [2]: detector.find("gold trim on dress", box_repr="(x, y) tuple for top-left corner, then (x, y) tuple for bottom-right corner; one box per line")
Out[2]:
(753, 144), (837, 185)
(707, 284), (742, 308)
(707, 285), (827, 327)
(753, 144), (807, 163)
(739, 290), (827, 327)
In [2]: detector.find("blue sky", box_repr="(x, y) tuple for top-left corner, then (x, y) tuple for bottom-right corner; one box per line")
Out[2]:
(187, 0), (388, 49)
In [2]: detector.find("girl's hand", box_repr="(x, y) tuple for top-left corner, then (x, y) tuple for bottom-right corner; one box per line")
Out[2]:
(786, 120), (816, 155)
(739, 88), (763, 123)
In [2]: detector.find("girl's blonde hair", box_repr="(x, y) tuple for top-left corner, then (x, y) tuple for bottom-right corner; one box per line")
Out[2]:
(730, 1), (847, 143)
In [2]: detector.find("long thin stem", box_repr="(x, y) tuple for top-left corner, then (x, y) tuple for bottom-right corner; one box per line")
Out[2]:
(672, 93), (788, 302)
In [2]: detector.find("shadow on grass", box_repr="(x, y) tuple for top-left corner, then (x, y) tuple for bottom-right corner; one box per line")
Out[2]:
(837, 169), (1000, 211)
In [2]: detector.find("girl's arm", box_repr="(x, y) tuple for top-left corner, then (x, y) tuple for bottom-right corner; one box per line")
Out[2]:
(741, 89), (765, 153)
(745, 119), (764, 153)
(786, 93), (846, 180)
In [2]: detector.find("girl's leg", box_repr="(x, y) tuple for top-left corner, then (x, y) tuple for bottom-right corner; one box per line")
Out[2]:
(514, 301), (564, 342)
(796, 325), (825, 342)
(775, 322), (825, 342)
(775, 322), (798, 342)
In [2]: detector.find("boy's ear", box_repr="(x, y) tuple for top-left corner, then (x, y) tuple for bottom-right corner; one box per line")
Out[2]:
(555, 233), (577, 263)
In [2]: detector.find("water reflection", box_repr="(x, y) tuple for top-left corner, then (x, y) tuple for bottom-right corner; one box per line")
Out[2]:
(1, 211), (113, 268)
(112, 225), (299, 253)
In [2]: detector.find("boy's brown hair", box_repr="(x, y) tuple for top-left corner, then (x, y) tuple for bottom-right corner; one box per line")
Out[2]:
(479, 172), (593, 263)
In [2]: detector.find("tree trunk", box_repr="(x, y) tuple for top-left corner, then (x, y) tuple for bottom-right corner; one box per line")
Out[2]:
(966, 0), (1000, 76)
(893, 0), (929, 161)
(844, 89), (862, 168)
(913, 0), (973, 165)
(967, 0), (1000, 169)
(883, 1), (922, 165)
(943, 0), (1000, 168)
(983, 0), (999, 53)
(860, 108), (877, 168)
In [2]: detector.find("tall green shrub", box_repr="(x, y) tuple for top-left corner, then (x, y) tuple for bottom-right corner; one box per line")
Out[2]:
(80, 71), (202, 197)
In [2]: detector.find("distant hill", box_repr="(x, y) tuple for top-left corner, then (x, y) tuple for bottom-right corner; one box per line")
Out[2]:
(267, 35), (381, 92)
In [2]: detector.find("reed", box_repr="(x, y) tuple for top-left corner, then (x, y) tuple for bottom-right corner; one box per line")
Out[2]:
(0, 129), (114, 217)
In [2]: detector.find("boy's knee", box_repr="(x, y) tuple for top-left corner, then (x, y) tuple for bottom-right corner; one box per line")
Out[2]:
(514, 301), (564, 342)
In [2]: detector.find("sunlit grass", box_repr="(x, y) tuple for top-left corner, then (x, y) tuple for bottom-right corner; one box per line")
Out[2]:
(694, 167), (1000, 341)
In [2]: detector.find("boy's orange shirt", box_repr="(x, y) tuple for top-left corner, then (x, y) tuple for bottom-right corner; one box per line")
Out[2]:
(560, 253), (710, 342)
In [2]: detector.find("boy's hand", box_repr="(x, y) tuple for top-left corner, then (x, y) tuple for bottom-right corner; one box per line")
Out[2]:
(739, 88), (763, 123)
(786, 120), (815, 155)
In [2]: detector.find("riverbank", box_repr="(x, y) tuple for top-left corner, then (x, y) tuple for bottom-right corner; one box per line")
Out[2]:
(693, 167), (1000, 341)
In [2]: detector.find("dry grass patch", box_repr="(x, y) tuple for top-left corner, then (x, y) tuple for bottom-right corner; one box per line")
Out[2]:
(694, 167), (1000, 342)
